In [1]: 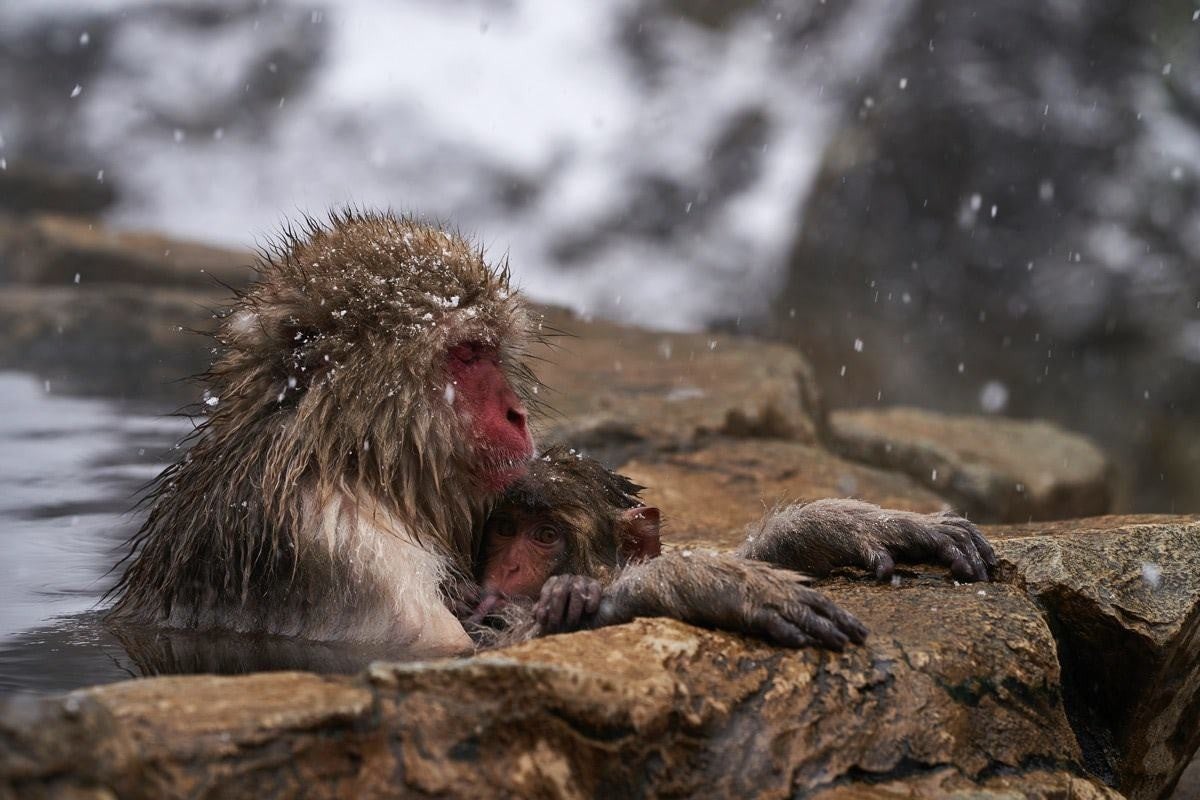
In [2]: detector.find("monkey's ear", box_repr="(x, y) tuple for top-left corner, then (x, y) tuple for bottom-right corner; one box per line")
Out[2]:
(618, 506), (662, 563)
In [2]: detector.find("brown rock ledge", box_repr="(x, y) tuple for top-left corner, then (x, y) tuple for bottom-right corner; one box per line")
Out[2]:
(1, 581), (1094, 799)
(0, 163), (116, 218)
(994, 516), (1200, 800)
(829, 406), (1117, 523)
(0, 214), (254, 289)
(0, 284), (224, 401)
(8, 514), (1199, 798)
(529, 306), (825, 459)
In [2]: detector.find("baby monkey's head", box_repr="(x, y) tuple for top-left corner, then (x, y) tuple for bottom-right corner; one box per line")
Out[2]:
(479, 447), (661, 600)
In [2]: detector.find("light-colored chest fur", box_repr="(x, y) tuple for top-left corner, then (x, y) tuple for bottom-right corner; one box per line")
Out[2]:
(298, 489), (472, 654)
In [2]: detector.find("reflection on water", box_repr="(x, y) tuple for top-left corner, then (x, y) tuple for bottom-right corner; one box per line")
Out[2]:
(0, 371), (186, 692)
(0, 372), (397, 693)
(0, 374), (182, 637)
(0, 613), (138, 694)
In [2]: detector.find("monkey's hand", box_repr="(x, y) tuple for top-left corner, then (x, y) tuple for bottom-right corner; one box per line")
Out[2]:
(450, 579), (510, 626)
(595, 552), (868, 651)
(737, 499), (997, 582)
(534, 574), (604, 635)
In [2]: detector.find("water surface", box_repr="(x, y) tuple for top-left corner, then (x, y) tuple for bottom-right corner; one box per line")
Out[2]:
(0, 372), (184, 692)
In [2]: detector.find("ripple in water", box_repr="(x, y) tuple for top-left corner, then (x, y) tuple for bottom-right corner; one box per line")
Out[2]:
(0, 372), (187, 692)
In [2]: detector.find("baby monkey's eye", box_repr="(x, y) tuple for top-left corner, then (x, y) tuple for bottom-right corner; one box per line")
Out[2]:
(530, 524), (562, 546)
(489, 517), (516, 538)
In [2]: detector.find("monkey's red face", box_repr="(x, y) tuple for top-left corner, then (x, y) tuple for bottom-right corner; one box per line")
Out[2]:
(479, 509), (565, 599)
(446, 342), (534, 493)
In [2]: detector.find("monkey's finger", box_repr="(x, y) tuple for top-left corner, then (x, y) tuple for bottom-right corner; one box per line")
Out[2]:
(979, 537), (998, 571)
(536, 605), (562, 632)
(582, 580), (602, 616)
(968, 524), (999, 572)
(965, 546), (989, 582)
(795, 587), (869, 644)
(533, 599), (548, 629)
(538, 595), (560, 632)
(783, 605), (851, 651)
(537, 600), (563, 633)
(833, 608), (869, 645)
(535, 578), (563, 629)
(940, 516), (996, 579)
(466, 592), (502, 625)
(564, 581), (588, 631)
(547, 578), (577, 633)
(756, 612), (818, 650)
(936, 538), (976, 581)
(942, 525), (989, 581)
(866, 548), (895, 581)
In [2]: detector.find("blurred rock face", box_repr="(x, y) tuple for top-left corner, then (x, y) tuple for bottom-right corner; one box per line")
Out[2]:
(771, 0), (1200, 512)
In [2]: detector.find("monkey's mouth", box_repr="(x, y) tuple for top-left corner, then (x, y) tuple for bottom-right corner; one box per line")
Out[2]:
(480, 462), (532, 494)
(478, 453), (532, 494)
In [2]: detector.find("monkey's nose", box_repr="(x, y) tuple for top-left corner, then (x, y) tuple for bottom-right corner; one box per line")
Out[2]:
(506, 405), (527, 433)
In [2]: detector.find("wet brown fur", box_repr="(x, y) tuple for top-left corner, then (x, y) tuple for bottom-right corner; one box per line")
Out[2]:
(108, 209), (543, 638)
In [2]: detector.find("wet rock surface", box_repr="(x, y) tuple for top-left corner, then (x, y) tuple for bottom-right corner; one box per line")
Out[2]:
(1177, 759), (1200, 800)
(808, 768), (1125, 799)
(829, 406), (1117, 523)
(3, 515), (1197, 798)
(0, 584), (1097, 799)
(994, 516), (1200, 800)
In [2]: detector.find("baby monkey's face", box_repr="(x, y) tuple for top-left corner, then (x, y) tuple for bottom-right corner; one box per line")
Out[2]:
(479, 505), (569, 600)
(474, 448), (662, 617)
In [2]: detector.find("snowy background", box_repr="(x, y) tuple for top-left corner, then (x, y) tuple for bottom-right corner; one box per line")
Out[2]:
(0, 0), (903, 329)
(2, 0), (1200, 508)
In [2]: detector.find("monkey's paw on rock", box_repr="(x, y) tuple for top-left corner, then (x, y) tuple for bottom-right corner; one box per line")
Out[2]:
(2, 516), (1197, 800)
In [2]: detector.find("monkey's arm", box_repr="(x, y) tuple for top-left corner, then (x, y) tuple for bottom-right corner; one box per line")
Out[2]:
(735, 499), (997, 582)
(536, 552), (868, 651)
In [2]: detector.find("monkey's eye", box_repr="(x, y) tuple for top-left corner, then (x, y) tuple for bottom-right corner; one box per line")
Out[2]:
(530, 524), (561, 546)
(449, 341), (500, 367)
(488, 517), (516, 539)
(449, 342), (484, 365)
